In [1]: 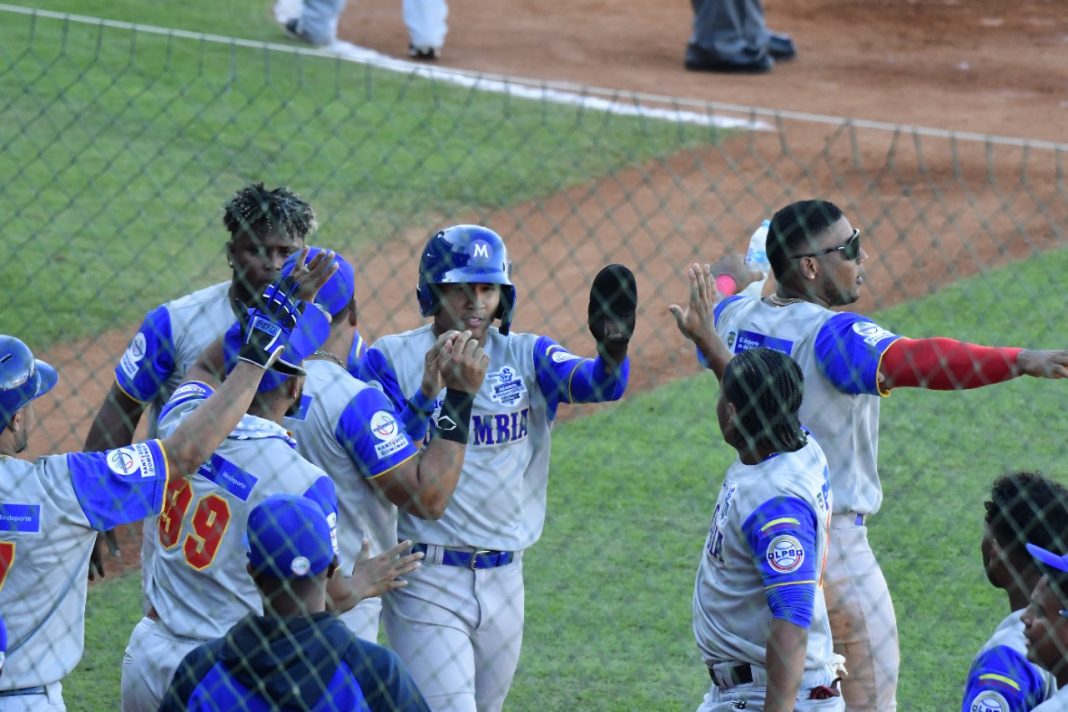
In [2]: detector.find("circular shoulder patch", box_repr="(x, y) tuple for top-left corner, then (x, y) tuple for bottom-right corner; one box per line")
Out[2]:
(766, 534), (805, 574)
(968, 691), (1009, 712)
(127, 333), (147, 361)
(370, 410), (400, 441)
(106, 447), (141, 476)
(290, 556), (311, 576)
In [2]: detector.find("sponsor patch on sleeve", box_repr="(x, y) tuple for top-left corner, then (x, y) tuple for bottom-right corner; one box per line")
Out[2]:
(851, 321), (896, 347)
(967, 691), (1009, 712)
(105, 442), (158, 479)
(765, 534), (805, 573)
(119, 332), (148, 379)
(370, 410), (408, 459)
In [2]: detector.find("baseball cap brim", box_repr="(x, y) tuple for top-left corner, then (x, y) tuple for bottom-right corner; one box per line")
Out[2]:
(1027, 542), (1068, 574)
(32, 359), (58, 402)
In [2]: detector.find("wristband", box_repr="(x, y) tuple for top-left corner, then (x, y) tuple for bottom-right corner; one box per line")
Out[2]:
(433, 389), (474, 444)
(714, 274), (738, 296)
(408, 389), (437, 417)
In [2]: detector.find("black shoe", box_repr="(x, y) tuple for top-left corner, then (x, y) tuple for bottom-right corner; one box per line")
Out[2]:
(767, 32), (796, 61)
(283, 19), (324, 47)
(684, 43), (773, 74)
(409, 44), (441, 61)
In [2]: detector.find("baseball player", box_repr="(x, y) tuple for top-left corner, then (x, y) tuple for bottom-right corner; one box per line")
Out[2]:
(672, 270), (843, 711)
(160, 493), (431, 711)
(1022, 544), (1068, 711)
(0, 273), (308, 709)
(354, 224), (636, 711)
(278, 247), (488, 641)
(82, 182), (334, 576)
(120, 256), (420, 712)
(692, 199), (1068, 711)
(961, 472), (1068, 712)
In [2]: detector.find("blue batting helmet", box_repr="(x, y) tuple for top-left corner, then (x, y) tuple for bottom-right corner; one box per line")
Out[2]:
(0, 336), (58, 429)
(416, 225), (517, 335)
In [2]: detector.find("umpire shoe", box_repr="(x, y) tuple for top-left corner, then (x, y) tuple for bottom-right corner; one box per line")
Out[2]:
(767, 32), (797, 61)
(684, 43), (773, 74)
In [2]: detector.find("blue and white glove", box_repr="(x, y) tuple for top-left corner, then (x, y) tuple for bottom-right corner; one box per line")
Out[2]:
(237, 276), (302, 369)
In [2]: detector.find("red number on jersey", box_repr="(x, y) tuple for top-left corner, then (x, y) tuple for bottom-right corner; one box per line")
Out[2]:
(183, 495), (232, 571)
(157, 479), (233, 569)
(0, 541), (14, 592)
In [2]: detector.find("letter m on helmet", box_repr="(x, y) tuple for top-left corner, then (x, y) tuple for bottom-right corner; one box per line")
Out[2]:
(416, 225), (518, 335)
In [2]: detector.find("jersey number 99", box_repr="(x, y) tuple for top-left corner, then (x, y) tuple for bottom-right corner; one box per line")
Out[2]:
(158, 479), (232, 570)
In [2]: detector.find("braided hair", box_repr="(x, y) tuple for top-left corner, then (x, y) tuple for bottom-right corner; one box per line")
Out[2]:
(722, 347), (807, 454)
(222, 182), (318, 243)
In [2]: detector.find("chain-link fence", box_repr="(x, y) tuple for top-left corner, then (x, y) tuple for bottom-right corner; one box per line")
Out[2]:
(2, 7), (1067, 711)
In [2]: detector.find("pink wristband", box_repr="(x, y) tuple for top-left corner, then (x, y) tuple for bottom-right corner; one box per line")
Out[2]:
(714, 274), (738, 296)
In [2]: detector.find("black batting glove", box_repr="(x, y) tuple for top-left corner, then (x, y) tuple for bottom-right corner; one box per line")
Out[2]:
(237, 276), (302, 369)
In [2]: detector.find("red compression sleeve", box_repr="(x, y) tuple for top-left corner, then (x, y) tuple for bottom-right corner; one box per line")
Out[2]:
(881, 337), (1022, 390)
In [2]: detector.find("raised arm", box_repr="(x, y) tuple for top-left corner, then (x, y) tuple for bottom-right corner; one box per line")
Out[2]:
(880, 337), (1068, 391)
(670, 262), (733, 381)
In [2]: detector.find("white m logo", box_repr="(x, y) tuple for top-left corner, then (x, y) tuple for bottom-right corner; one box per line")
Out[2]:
(472, 242), (490, 260)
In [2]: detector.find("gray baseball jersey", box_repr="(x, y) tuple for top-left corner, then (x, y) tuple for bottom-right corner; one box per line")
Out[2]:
(1033, 686), (1068, 711)
(145, 383), (339, 641)
(362, 324), (628, 552)
(712, 296), (901, 516)
(286, 359), (417, 569)
(0, 441), (168, 690)
(692, 437), (835, 670)
(961, 609), (1056, 712)
(116, 281), (238, 437)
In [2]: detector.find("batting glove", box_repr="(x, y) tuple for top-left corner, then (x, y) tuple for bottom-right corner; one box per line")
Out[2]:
(237, 276), (302, 369)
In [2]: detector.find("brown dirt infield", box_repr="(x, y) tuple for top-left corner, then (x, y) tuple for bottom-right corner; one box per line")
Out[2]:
(32, 0), (1067, 577)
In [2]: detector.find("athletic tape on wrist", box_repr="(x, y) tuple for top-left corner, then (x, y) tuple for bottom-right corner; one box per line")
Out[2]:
(434, 389), (474, 444)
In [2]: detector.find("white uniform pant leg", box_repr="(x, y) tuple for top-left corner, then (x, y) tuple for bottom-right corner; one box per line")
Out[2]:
(298, 0), (349, 45)
(0, 682), (65, 711)
(823, 520), (899, 712)
(383, 556), (524, 712)
(120, 617), (200, 712)
(339, 596), (382, 642)
(402, 0), (448, 51)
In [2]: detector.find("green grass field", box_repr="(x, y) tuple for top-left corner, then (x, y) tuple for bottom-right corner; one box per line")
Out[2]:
(0, 1), (711, 348)
(69, 245), (1068, 710)
(5, 1), (1067, 710)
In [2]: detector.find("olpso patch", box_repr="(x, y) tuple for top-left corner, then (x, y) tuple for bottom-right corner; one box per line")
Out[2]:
(968, 691), (1009, 712)
(766, 535), (805, 573)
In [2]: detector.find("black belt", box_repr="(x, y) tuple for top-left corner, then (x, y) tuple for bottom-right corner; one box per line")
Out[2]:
(0, 686), (47, 697)
(708, 663), (754, 688)
(412, 544), (515, 570)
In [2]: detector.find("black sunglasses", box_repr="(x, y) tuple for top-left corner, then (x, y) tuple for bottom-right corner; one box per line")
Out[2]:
(789, 229), (862, 261)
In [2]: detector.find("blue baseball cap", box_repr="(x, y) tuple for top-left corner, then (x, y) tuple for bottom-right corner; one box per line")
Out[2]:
(1027, 542), (1068, 574)
(222, 299), (331, 393)
(0, 336), (58, 428)
(247, 494), (335, 579)
(282, 247), (356, 318)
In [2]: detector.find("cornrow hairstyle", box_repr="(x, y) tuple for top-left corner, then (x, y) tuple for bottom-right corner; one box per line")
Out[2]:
(722, 347), (807, 453)
(765, 199), (844, 281)
(986, 472), (1068, 570)
(222, 182), (318, 243)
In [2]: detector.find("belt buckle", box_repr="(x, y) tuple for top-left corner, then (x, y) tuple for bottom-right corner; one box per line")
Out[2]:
(469, 549), (492, 569)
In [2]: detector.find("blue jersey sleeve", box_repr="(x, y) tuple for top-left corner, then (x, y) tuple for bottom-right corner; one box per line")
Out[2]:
(115, 305), (176, 403)
(961, 645), (1049, 712)
(353, 347), (433, 442)
(335, 389), (419, 479)
(156, 381), (215, 426)
(741, 495), (820, 628)
(346, 328), (369, 376)
(302, 475), (340, 558)
(67, 440), (170, 530)
(533, 336), (628, 415)
(696, 295), (746, 368)
(814, 312), (901, 395)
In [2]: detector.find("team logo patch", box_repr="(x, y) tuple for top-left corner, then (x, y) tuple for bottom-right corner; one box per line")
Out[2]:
(969, 691), (1009, 712)
(551, 349), (580, 364)
(766, 535), (805, 573)
(370, 411), (400, 441)
(107, 447), (141, 476)
(469, 240), (491, 262)
(488, 367), (527, 406)
(119, 333), (148, 380)
(290, 556), (311, 576)
(852, 321), (895, 347)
